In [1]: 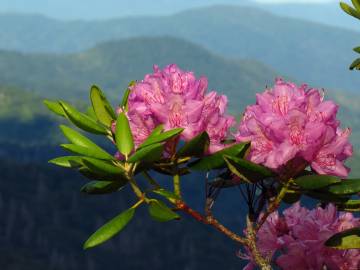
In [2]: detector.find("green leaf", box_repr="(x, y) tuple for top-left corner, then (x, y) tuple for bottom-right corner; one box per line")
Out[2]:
(90, 85), (116, 126)
(294, 175), (341, 190)
(350, 58), (360, 70)
(61, 144), (113, 160)
(153, 166), (189, 176)
(305, 190), (350, 203)
(282, 192), (302, 204)
(147, 124), (164, 139)
(84, 208), (135, 249)
(340, 2), (360, 19)
(86, 106), (97, 120)
(148, 200), (180, 222)
(139, 128), (184, 149)
(128, 143), (164, 163)
(209, 176), (244, 189)
(60, 101), (108, 135)
(43, 100), (66, 117)
(152, 189), (180, 201)
(336, 200), (360, 212)
(60, 125), (113, 159)
(78, 166), (127, 182)
(189, 142), (250, 171)
(326, 179), (360, 195)
(176, 131), (210, 158)
(325, 227), (360, 249)
(121, 81), (135, 111)
(353, 46), (360, 54)
(224, 155), (273, 179)
(223, 156), (252, 184)
(80, 180), (126, 195)
(82, 157), (126, 176)
(48, 156), (83, 168)
(352, 0), (360, 11)
(115, 112), (134, 156)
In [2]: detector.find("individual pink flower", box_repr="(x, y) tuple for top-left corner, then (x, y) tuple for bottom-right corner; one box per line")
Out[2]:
(120, 64), (235, 153)
(235, 78), (353, 177)
(243, 203), (360, 270)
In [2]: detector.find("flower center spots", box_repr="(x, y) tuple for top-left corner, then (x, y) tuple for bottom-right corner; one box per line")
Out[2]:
(153, 81), (165, 104)
(169, 102), (183, 127)
(253, 138), (273, 155)
(273, 95), (289, 115)
(171, 73), (182, 94)
(316, 152), (336, 171)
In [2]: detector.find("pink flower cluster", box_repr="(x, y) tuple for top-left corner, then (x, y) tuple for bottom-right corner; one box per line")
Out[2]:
(124, 64), (235, 153)
(236, 78), (353, 177)
(242, 203), (360, 270)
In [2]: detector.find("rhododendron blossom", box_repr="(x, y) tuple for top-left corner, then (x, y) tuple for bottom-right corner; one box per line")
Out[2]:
(236, 79), (353, 177)
(242, 203), (360, 270)
(117, 64), (235, 153)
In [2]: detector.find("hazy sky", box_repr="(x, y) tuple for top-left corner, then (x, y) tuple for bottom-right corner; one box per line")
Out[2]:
(0, 0), (338, 20)
(256, 0), (334, 2)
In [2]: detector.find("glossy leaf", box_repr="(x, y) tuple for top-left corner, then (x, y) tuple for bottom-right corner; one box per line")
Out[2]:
(61, 144), (113, 160)
(147, 124), (164, 139)
(352, 0), (360, 11)
(48, 156), (83, 168)
(90, 85), (116, 126)
(294, 175), (341, 190)
(176, 131), (210, 158)
(127, 143), (164, 163)
(153, 166), (189, 176)
(121, 81), (135, 111)
(283, 192), (302, 204)
(189, 142), (250, 171)
(60, 125), (113, 159)
(139, 128), (184, 149)
(305, 190), (350, 203)
(353, 46), (360, 54)
(148, 200), (180, 222)
(326, 179), (360, 195)
(336, 200), (360, 212)
(43, 100), (66, 117)
(224, 155), (273, 179)
(115, 112), (134, 156)
(82, 157), (125, 176)
(80, 180), (126, 195)
(60, 101), (108, 135)
(223, 156), (252, 184)
(86, 106), (97, 120)
(152, 189), (180, 201)
(78, 166), (127, 182)
(340, 2), (360, 20)
(350, 58), (360, 70)
(209, 176), (244, 189)
(325, 227), (360, 249)
(83, 208), (135, 249)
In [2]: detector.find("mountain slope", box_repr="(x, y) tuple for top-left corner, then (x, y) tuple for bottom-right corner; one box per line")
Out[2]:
(257, 2), (359, 31)
(0, 37), (278, 112)
(0, 6), (359, 93)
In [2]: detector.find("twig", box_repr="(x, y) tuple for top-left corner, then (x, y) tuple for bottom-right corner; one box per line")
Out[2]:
(254, 182), (289, 232)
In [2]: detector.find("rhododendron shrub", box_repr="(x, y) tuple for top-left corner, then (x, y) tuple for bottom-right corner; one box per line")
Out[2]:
(122, 64), (235, 153)
(236, 78), (353, 177)
(242, 203), (360, 270)
(44, 64), (360, 270)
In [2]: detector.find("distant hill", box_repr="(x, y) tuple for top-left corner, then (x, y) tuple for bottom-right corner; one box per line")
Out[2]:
(0, 1), (355, 32)
(0, 0), (250, 20)
(0, 6), (359, 93)
(257, 1), (359, 31)
(0, 37), (278, 112)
